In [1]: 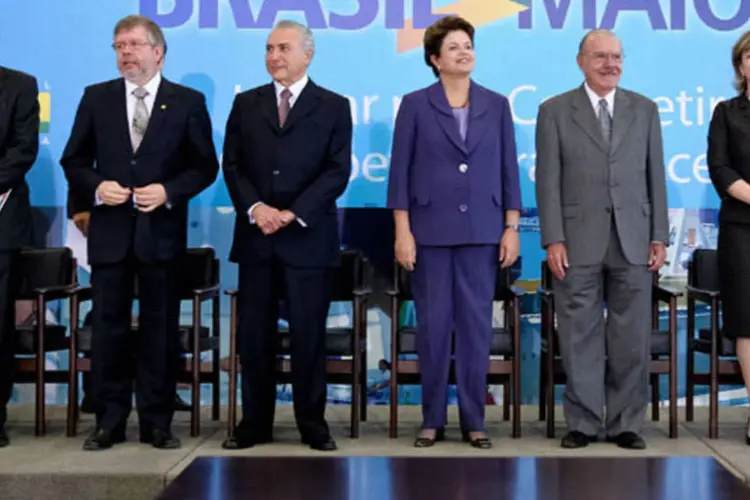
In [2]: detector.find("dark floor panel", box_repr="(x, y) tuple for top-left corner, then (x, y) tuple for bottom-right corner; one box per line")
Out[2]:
(159, 456), (749, 500)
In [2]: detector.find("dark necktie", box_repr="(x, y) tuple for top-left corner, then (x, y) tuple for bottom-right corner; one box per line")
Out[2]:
(279, 88), (291, 127)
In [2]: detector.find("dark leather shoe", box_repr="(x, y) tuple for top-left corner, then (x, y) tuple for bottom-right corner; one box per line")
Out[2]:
(414, 428), (445, 448)
(461, 431), (492, 449)
(304, 436), (337, 451)
(222, 431), (273, 450)
(83, 428), (123, 451)
(174, 394), (191, 412)
(561, 431), (597, 449)
(151, 429), (181, 449)
(0, 428), (9, 447)
(606, 431), (646, 450)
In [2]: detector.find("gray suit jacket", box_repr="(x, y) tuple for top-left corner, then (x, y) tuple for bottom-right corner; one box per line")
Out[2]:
(535, 85), (669, 266)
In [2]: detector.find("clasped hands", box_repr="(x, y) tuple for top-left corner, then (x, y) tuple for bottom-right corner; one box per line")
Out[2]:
(252, 204), (297, 235)
(97, 181), (167, 212)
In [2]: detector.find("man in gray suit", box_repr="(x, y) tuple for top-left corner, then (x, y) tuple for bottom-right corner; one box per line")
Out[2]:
(535, 29), (668, 450)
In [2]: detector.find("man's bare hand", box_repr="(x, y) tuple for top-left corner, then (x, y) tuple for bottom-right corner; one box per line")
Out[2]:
(134, 184), (168, 212)
(72, 212), (91, 237)
(252, 204), (284, 235)
(648, 242), (666, 271)
(96, 181), (131, 206)
(546, 242), (569, 280)
(279, 210), (297, 226)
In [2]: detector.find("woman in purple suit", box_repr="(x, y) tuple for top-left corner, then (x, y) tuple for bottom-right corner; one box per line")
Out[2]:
(387, 16), (522, 449)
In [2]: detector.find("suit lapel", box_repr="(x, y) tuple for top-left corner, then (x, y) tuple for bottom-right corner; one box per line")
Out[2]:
(427, 82), (467, 155)
(466, 81), (489, 154)
(609, 89), (635, 156)
(571, 85), (608, 154)
(136, 78), (176, 154)
(258, 84), (280, 133)
(280, 80), (321, 135)
(109, 79), (134, 157)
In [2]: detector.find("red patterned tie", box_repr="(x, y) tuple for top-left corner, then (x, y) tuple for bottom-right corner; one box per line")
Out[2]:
(278, 88), (291, 127)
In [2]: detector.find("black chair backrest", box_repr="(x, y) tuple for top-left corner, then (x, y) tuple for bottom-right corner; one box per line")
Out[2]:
(493, 265), (514, 300)
(394, 262), (413, 300)
(134, 247), (217, 299)
(541, 260), (552, 289)
(16, 247), (75, 298)
(330, 249), (363, 302)
(688, 249), (720, 292)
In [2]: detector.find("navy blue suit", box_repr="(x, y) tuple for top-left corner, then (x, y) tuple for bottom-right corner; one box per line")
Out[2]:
(223, 79), (352, 441)
(387, 81), (521, 432)
(61, 77), (218, 435)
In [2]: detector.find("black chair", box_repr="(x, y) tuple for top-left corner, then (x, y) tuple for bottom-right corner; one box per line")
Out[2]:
(67, 247), (222, 437)
(684, 248), (740, 439)
(13, 247), (78, 436)
(225, 249), (372, 438)
(386, 262), (525, 439)
(537, 260), (682, 438)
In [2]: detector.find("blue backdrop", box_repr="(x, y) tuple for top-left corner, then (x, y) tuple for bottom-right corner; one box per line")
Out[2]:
(2, 0), (744, 408)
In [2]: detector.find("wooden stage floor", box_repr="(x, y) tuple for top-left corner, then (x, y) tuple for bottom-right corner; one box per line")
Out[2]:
(159, 456), (750, 500)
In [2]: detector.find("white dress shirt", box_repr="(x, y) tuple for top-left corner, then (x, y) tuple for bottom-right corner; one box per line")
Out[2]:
(248, 74), (310, 228)
(583, 81), (615, 118)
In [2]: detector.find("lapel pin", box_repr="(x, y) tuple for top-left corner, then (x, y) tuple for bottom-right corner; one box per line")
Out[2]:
(161, 104), (167, 110)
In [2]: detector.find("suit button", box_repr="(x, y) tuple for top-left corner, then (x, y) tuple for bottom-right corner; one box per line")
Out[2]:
(272, 170), (280, 175)
(459, 163), (468, 173)
(605, 207), (612, 213)
(459, 204), (468, 213)
(131, 160), (136, 165)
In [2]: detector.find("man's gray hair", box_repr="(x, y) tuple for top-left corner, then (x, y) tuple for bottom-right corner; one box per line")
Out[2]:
(274, 20), (315, 53)
(578, 29), (617, 56)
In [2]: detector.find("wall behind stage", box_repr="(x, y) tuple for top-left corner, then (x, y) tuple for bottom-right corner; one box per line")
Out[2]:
(1, 0), (742, 406)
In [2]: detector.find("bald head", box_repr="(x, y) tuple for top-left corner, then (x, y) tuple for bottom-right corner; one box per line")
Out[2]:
(577, 29), (623, 97)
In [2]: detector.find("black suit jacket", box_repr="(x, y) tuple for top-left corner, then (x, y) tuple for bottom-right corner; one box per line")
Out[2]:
(707, 96), (750, 224)
(223, 80), (352, 267)
(0, 66), (39, 251)
(60, 77), (219, 264)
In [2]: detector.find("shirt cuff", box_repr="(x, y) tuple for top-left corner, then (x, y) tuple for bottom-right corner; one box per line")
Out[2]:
(247, 202), (263, 224)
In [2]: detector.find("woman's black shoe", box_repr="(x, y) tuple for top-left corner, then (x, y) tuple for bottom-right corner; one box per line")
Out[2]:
(414, 428), (445, 448)
(462, 430), (492, 449)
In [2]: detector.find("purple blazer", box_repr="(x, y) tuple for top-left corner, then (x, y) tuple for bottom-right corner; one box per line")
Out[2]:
(387, 81), (522, 246)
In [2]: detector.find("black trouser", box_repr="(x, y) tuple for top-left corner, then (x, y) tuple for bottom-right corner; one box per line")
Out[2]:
(237, 257), (332, 441)
(0, 251), (20, 428)
(91, 257), (180, 433)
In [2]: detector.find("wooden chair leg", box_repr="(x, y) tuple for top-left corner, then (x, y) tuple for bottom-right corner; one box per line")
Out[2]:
(503, 378), (511, 421)
(67, 356), (78, 437)
(35, 299), (45, 437)
(190, 300), (201, 438)
(511, 300), (521, 439)
(651, 371), (660, 421)
(212, 297), (221, 422)
(669, 299), (678, 439)
(686, 299), (695, 422)
(539, 356), (547, 421)
(351, 301), (361, 439)
(389, 295), (399, 439)
(227, 294), (238, 438)
(360, 349), (368, 422)
(709, 305), (719, 439)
